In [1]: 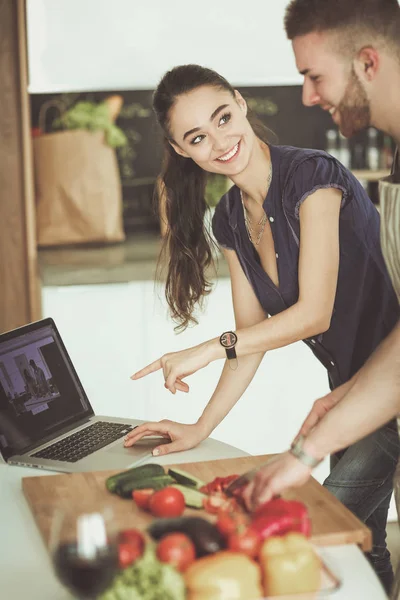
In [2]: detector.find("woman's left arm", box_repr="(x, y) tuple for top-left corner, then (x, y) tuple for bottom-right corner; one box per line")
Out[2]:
(132, 187), (342, 391)
(228, 186), (342, 357)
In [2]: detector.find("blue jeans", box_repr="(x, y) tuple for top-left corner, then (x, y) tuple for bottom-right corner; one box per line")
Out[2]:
(323, 418), (400, 594)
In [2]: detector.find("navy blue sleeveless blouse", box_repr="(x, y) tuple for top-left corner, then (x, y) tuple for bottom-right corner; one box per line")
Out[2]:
(212, 144), (399, 388)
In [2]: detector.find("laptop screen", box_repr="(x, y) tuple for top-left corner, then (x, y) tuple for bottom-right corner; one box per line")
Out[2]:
(0, 319), (93, 461)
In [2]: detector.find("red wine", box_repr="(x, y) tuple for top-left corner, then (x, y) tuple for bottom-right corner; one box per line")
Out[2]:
(53, 542), (118, 598)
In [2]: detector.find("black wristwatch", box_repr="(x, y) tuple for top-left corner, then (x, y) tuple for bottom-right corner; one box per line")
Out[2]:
(219, 331), (238, 361)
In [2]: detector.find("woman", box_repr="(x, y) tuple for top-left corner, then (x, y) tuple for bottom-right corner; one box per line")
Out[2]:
(124, 65), (399, 588)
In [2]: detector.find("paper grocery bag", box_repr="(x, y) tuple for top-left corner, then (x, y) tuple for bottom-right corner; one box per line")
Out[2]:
(33, 129), (125, 246)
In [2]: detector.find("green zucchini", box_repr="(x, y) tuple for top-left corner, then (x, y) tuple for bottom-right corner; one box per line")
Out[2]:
(171, 484), (206, 509)
(106, 463), (165, 493)
(167, 467), (206, 489)
(115, 475), (176, 498)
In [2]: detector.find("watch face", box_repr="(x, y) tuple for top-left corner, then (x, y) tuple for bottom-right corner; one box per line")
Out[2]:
(220, 331), (237, 348)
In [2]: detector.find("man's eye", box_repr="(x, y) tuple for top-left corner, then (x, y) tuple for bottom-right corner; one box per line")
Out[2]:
(219, 112), (231, 126)
(310, 75), (321, 83)
(191, 135), (205, 145)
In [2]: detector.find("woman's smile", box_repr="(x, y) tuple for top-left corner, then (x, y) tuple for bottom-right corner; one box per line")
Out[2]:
(214, 140), (241, 163)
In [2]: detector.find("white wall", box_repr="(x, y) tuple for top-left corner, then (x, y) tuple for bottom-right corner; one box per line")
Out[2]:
(26, 0), (302, 93)
(41, 280), (330, 470)
(41, 280), (398, 520)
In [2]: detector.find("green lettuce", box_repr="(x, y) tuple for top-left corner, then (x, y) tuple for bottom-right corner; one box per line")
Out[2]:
(100, 545), (186, 600)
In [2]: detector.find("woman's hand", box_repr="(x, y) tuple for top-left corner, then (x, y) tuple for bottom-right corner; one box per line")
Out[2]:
(131, 341), (217, 394)
(241, 452), (312, 512)
(123, 420), (207, 457)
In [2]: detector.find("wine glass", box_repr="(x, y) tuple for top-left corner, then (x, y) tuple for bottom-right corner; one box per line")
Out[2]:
(49, 507), (119, 599)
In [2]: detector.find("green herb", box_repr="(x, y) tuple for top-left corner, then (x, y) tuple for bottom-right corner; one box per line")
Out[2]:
(205, 174), (229, 208)
(100, 544), (186, 600)
(53, 101), (127, 148)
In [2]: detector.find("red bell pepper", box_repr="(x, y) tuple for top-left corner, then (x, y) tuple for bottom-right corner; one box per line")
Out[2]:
(250, 498), (311, 540)
(199, 474), (239, 495)
(203, 493), (242, 515)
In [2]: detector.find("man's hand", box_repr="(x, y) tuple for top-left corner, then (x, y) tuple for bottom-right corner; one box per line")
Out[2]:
(296, 392), (339, 439)
(241, 452), (312, 512)
(295, 374), (359, 441)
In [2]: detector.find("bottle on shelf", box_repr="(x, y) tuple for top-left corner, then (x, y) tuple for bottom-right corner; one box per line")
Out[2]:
(366, 127), (380, 171)
(381, 135), (394, 170)
(338, 133), (351, 169)
(353, 143), (365, 170)
(325, 129), (340, 161)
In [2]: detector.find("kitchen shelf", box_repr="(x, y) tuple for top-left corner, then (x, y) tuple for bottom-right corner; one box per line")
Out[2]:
(351, 169), (390, 182)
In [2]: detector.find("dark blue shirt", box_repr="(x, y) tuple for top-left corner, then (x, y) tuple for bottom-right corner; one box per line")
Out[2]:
(212, 144), (399, 388)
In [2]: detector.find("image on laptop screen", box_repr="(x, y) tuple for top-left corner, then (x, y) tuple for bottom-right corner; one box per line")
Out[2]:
(0, 321), (92, 461)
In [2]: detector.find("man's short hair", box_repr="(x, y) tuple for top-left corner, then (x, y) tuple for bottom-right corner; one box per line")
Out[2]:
(285, 0), (400, 56)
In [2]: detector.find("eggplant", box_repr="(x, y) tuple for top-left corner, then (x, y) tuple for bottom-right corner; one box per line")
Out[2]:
(148, 516), (225, 557)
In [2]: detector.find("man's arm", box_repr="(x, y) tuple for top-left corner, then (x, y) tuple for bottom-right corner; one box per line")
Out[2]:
(242, 320), (400, 509)
(303, 320), (400, 460)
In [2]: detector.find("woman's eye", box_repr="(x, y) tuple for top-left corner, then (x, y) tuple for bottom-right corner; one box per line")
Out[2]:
(219, 112), (231, 126)
(191, 134), (205, 145)
(310, 75), (321, 83)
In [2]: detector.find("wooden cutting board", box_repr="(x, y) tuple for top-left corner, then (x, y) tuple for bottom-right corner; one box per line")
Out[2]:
(22, 454), (372, 551)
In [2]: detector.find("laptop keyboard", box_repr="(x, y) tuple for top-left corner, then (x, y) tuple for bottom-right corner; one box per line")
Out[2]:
(32, 421), (134, 463)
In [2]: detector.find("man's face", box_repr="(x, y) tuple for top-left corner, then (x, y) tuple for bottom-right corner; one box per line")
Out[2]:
(292, 32), (371, 137)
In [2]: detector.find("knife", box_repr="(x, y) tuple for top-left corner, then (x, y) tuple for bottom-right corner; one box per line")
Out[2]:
(225, 457), (276, 497)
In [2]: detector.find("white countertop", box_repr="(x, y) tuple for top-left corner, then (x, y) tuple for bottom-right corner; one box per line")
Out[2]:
(0, 437), (388, 600)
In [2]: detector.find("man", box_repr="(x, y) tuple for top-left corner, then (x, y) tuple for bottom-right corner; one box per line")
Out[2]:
(242, 0), (400, 594)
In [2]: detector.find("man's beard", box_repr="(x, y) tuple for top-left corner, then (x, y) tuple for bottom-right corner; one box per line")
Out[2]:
(337, 68), (371, 137)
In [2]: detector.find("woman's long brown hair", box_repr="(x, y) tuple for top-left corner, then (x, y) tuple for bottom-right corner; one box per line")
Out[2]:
(153, 64), (270, 332)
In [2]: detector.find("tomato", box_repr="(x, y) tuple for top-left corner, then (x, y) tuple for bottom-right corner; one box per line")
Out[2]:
(216, 511), (249, 538)
(132, 488), (154, 510)
(156, 533), (196, 572)
(118, 541), (142, 568)
(149, 486), (185, 518)
(227, 527), (261, 559)
(118, 528), (145, 552)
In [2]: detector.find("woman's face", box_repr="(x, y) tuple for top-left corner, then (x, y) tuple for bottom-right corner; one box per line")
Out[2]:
(168, 85), (256, 176)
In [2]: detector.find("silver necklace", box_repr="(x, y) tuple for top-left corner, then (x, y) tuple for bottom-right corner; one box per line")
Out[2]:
(240, 163), (273, 246)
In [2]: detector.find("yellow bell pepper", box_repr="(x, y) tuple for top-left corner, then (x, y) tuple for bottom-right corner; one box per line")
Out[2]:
(260, 532), (321, 597)
(184, 550), (263, 600)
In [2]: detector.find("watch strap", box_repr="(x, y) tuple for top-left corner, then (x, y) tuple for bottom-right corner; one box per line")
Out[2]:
(225, 346), (237, 360)
(289, 435), (321, 468)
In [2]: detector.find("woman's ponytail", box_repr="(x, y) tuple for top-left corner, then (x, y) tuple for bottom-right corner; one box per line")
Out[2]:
(158, 142), (214, 331)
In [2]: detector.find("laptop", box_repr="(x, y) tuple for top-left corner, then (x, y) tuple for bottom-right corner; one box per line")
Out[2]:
(0, 317), (159, 472)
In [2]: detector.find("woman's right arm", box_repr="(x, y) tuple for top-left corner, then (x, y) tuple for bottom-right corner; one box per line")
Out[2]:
(196, 247), (268, 438)
(124, 247), (269, 455)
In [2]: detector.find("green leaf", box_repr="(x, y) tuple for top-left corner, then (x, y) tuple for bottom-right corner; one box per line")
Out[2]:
(51, 100), (128, 148)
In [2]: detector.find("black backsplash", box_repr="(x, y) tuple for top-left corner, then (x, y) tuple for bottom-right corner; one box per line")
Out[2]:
(30, 86), (379, 234)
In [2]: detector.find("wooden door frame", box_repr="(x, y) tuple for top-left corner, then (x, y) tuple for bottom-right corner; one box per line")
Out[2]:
(0, 0), (41, 333)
